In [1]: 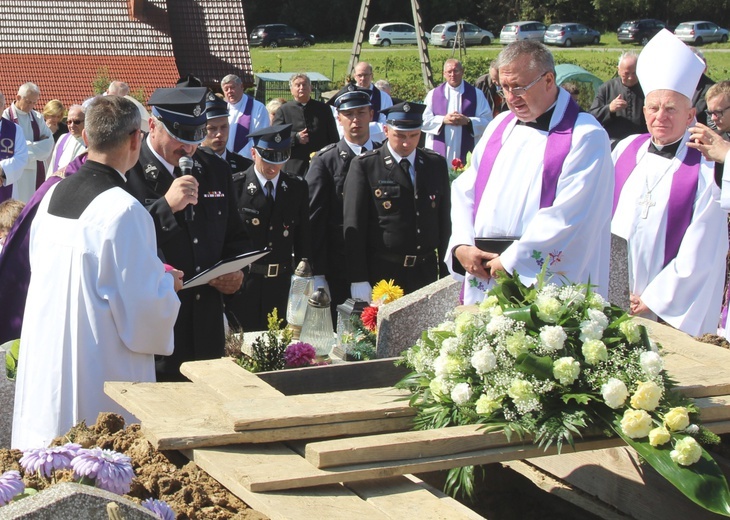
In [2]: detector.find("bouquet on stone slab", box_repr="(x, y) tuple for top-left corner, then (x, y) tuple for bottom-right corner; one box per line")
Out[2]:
(345, 279), (404, 361)
(396, 269), (730, 515)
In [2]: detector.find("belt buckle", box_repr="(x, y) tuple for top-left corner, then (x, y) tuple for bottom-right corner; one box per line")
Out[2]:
(404, 255), (417, 267)
(267, 264), (279, 277)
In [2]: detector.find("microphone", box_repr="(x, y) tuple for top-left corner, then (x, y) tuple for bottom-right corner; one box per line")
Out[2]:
(179, 156), (195, 222)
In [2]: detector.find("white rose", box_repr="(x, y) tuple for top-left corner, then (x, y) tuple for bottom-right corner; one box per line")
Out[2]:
(670, 437), (702, 466)
(536, 294), (562, 323)
(586, 308), (609, 329)
(620, 409), (653, 439)
(582, 339), (608, 365)
(540, 325), (567, 352)
(630, 381), (662, 411)
(640, 350), (663, 377)
(579, 320), (604, 342)
(664, 407), (690, 432)
(441, 337), (459, 355)
(450, 382), (473, 405)
(553, 357), (580, 386)
(619, 319), (641, 344)
(504, 331), (530, 357)
(601, 378), (629, 409)
(471, 348), (497, 374)
(649, 426), (671, 447)
(475, 393), (502, 415)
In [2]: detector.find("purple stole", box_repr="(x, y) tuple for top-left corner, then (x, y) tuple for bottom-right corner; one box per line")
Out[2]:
(0, 118), (17, 203)
(232, 95), (254, 152)
(52, 132), (72, 173)
(431, 82), (477, 161)
(370, 87), (382, 121)
(473, 98), (580, 223)
(9, 105), (45, 189)
(613, 134), (700, 267)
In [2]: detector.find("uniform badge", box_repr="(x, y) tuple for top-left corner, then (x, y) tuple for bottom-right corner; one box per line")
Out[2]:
(384, 156), (394, 166)
(247, 182), (257, 195)
(430, 194), (436, 208)
(374, 188), (382, 198)
(144, 164), (159, 180)
(283, 230), (289, 237)
(281, 181), (288, 191)
(383, 201), (392, 210)
(275, 134), (282, 143)
(403, 103), (411, 112)
(252, 218), (260, 226)
(193, 105), (202, 117)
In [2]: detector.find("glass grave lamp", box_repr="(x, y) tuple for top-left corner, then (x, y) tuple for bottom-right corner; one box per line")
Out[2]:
(286, 258), (314, 339)
(299, 287), (335, 361)
(335, 298), (368, 359)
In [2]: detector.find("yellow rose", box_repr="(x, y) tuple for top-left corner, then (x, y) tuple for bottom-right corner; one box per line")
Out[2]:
(648, 426), (671, 447)
(670, 437), (702, 466)
(620, 409), (653, 439)
(664, 407), (690, 432)
(630, 381), (662, 411)
(475, 393), (502, 415)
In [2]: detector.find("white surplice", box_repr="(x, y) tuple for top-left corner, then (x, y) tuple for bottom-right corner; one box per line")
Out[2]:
(446, 88), (614, 304)
(48, 134), (86, 177)
(422, 81), (493, 163)
(226, 93), (270, 159)
(12, 175), (180, 449)
(611, 133), (727, 335)
(2, 105), (53, 202)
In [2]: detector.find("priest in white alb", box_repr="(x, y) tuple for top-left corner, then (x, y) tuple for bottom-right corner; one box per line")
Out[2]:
(422, 59), (492, 164)
(447, 40), (614, 305)
(48, 104), (86, 175)
(611, 29), (727, 336)
(222, 74), (270, 159)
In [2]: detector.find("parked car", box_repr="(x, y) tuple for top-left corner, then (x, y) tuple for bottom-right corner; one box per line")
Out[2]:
(617, 19), (666, 45)
(430, 21), (494, 47)
(369, 22), (429, 46)
(499, 21), (547, 44)
(543, 23), (600, 47)
(674, 21), (729, 45)
(249, 24), (315, 48)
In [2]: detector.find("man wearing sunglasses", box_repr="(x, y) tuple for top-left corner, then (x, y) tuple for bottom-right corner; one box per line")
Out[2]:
(447, 40), (613, 305)
(49, 104), (86, 174)
(126, 87), (248, 381)
(226, 124), (311, 330)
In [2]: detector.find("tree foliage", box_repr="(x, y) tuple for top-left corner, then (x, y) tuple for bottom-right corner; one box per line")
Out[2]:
(241, 0), (730, 41)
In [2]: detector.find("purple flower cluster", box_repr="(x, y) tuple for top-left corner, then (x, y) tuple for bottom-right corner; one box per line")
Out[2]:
(284, 341), (316, 368)
(141, 498), (176, 520)
(19, 443), (81, 478)
(0, 470), (24, 506)
(71, 448), (135, 495)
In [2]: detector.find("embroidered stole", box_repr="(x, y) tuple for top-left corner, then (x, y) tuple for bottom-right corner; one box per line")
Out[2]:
(233, 96), (255, 152)
(9, 106), (45, 189)
(431, 82), (477, 161)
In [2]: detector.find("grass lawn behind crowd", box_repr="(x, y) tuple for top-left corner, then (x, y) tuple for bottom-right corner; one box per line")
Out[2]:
(248, 33), (730, 106)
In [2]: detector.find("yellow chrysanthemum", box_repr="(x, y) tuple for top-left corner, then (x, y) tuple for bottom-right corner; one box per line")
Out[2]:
(371, 279), (404, 304)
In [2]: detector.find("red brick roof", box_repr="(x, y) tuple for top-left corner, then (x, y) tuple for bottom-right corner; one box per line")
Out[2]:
(0, 0), (252, 109)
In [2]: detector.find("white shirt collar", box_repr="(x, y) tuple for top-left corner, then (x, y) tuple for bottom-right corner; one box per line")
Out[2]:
(254, 170), (280, 194)
(386, 144), (416, 166)
(344, 138), (374, 156)
(146, 135), (176, 176)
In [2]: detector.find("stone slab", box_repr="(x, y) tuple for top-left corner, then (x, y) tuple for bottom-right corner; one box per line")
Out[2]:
(608, 233), (630, 311)
(0, 343), (16, 449)
(376, 276), (459, 358)
(0, 482), (156, 519)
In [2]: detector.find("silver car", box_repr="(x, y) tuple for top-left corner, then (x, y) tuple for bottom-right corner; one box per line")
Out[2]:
(674, 21), (729, 45)
(368, 22), (429, 47)
(430, 22), (494, 47)
(500, 21), (547, 44)
(544, 23), (600, 47)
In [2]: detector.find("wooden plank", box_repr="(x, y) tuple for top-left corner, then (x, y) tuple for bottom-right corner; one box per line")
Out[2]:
(179, 357), (284, 400)
(256, 357), (409, 395)
(185, 446), (482, 520)
(221, 419), (730, 492)
(696, 395), (730, 422)
(225, 387), (413, 431)
(105, 381), (413, 449)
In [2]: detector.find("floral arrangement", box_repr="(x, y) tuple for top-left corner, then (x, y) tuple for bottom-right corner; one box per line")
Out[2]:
(448, 154), (470, 184)
(344, 280), (404, 360)
(397, 270), (730, 514)
(0, 442), (175, 518)
(3, 339), (19, 381)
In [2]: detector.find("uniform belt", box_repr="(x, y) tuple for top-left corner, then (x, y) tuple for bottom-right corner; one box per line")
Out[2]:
(247, 262), (291, 278)
(375, 250), (435, 267)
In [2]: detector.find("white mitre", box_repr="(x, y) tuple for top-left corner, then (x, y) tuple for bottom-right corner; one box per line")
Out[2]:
(636, 29), (705, 100)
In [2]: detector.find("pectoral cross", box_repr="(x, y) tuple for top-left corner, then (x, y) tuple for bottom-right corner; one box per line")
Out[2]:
(638, 192), (655, 219)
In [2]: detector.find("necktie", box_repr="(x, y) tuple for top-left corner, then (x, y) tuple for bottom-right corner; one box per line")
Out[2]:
(361, 145), (368, 154)
(265, 180), (275, 204)
(400, 159), (413, 187)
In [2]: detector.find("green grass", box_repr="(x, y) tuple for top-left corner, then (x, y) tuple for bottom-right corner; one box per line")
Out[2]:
(249, 36), (730, 103)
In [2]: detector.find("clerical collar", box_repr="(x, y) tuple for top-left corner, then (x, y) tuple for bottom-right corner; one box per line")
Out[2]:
(446, 82), (464, 93)
(254, 169), (280, 191)
(516, 105), (556, 132)
(648, 137), (683, 159)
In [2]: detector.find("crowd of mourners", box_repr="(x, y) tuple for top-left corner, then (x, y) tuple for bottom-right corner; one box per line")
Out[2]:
(4, 30), (730, 450)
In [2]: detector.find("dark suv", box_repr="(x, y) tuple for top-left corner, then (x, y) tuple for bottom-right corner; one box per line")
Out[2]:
(249, 24), (315, 48)
(617, 19), (666, 45)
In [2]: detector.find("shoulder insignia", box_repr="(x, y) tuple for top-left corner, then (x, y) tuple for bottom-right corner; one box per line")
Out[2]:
(316, 143), (337, 156)
(143, 164), (159, 181)
(384, 155), (394, 166)
(339, 150), (350, 160)
(281, 180), (288, 191)
(246, 181), (258, 195)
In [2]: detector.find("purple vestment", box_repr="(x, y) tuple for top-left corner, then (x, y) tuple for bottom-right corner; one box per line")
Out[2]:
(430, 81), (477, 162)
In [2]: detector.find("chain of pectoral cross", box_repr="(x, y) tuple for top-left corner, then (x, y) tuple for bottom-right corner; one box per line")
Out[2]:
(639, 157), (676, 219)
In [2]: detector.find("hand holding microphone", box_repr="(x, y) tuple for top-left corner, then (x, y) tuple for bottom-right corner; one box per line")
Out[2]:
(164, 157), (199, 215)
(179, 156), (196, 221)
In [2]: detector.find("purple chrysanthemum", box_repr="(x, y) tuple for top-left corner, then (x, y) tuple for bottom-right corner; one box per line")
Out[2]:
(0, 470), (25, 506)
(71, 448), (135, 495)
(141, 498), (176, 520)
(19, 442), (81, 478)
(284, 341), (316, 367)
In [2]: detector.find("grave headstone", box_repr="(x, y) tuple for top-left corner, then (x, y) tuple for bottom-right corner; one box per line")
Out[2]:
(608, 234), (630, 311)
